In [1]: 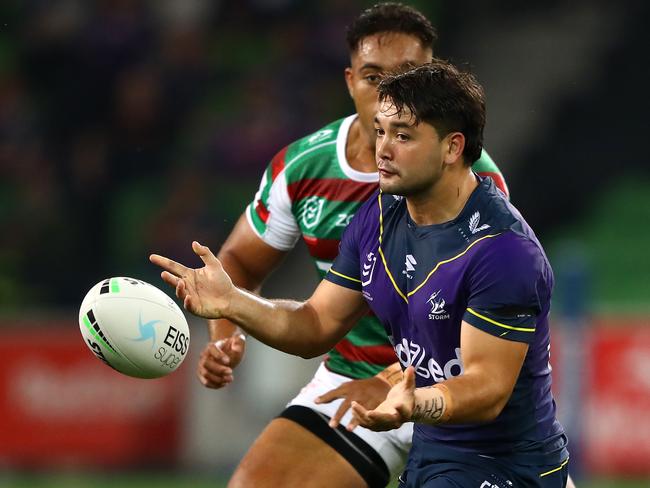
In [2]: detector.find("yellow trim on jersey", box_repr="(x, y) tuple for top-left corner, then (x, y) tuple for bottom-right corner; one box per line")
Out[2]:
(377, 192), (503, 304)
(379, 246), (408, 303)
(378, 193), (408, 303)
(408, 233), (502, 297)
(539, 458), (569, 477)
(329, 268), (362, 284)
(466, 308), (536, 333)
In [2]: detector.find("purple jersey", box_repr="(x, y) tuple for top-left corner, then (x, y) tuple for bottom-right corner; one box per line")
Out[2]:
(326, 176), (567, 463)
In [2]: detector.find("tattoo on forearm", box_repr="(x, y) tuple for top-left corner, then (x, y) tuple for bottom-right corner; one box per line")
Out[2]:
(412, 391), (445, 424)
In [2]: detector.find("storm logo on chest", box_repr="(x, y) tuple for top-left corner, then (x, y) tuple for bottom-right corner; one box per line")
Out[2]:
(427, 290), (450, 320)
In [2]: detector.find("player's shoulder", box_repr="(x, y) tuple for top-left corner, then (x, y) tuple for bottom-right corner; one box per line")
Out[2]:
(471, 179), (550, 273)
(471, 177), (522, 233)
(471, 149), (509, 197)
(471, 149), (500, 174)
(282, 116), (348, 169)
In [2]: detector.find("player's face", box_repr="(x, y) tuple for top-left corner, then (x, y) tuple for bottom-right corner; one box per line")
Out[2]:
(374, 100), (444, 196)
(346, 33), (432, 146)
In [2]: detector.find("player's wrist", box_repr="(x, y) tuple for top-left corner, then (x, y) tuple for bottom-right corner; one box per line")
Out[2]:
(375, 363), (403, 387)
(216, 285), (239, 320)
(411, 384), (453, 425)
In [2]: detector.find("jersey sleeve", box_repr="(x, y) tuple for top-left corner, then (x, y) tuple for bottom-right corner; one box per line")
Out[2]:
(324, 211), (363, 291)
(471, 149), (510, 198)
(463, 232), (550, 343)
(245, 146), (301, 251)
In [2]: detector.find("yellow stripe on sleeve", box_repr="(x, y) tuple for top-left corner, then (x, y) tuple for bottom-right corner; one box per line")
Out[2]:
(329, 268), (362, 284)
(466, 308), (536, 333)
(539, 458), (569, 478)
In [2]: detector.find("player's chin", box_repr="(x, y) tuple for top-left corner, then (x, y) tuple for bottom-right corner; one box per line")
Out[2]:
(378, 177), (401, 194)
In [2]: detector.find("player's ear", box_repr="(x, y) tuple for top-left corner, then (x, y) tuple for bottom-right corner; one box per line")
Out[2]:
(344, 67), (354, 99)
(443, 132), (465, 165)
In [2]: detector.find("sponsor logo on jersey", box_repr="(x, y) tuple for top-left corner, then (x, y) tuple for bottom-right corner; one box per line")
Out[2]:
(427, 290), (450, 320)
(469, 211), (490, 234)
(301, 196), (325, 229)
(402, 254), (417, 279)
(361, 251), (377, 287)
(394, 339), (463, 382)
(335, 213), (353, 227)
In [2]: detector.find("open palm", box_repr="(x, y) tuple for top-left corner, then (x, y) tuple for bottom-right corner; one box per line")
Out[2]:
(349, 366), (417, 432)
(150, 241), (234, 319)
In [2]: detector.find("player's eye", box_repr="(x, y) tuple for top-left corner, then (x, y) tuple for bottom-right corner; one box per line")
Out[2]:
(375, 127), (385, 137)
(365, 74), (382, 85)
(396, 133), (409, 142)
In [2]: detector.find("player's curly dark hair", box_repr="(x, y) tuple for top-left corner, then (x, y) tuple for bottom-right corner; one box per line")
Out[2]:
(378, 59), (485, 164)
(346, 3), (436, 53)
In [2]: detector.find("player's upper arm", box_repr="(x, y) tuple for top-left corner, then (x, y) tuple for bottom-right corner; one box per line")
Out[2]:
(246, 145), (301, 251)
(463, 232), (550, 344)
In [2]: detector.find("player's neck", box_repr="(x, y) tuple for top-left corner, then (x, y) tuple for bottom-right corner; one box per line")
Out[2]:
(345, 117), (378, 173)
(406, 168), (478, 226)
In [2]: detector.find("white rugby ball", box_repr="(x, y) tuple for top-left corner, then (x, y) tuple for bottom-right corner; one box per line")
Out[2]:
(78, 277), (190, 379)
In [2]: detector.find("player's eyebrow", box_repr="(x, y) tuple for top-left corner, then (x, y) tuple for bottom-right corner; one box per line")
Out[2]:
(360, 63), (383, 71)
(374, 116), (413, 129)
(361, 61), (419, 72)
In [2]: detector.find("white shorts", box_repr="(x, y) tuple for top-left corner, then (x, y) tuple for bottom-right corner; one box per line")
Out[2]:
(286, 362), (413, 477)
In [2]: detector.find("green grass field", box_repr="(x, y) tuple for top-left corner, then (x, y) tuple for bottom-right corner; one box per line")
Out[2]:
(2, 473), (649, 488)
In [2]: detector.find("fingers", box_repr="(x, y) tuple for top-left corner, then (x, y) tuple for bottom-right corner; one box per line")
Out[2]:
(150, 254), (188, 277)
(192, 241), (219, 267)
(329, 399), (352, 428)
(212, 339), (231, 365)
(403, 365), (416, 390)
(197, 342), (235, 388)
(347, 400), (368, 431)
(230, 334), (246, 354)
(315, 385), (342, 405)
(314, 385), (350, 428)
(197, 366), (233, 389)
(160, 270), (180, 288)
(175, 277), (186, 299)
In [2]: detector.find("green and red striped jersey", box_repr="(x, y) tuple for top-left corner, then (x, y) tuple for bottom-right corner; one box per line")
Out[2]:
(247, 115), (509, 378)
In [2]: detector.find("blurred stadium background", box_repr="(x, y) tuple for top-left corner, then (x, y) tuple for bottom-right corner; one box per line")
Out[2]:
(1, 0), (649, 487)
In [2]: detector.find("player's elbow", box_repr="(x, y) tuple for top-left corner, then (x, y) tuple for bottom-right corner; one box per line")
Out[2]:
(296, 338), (337, 359)
(480, 401), (507, 423)
(297, 348), (323, 360)
(478, 392), (511, 423)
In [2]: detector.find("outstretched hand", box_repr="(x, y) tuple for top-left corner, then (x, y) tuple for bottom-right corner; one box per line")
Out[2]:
(150, 241), (234, 319)
(349, 366), (416, 432)
(315, 376), (391, 429)
(197, 333), (246, 389)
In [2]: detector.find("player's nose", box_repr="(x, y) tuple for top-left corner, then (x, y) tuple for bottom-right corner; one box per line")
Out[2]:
(376, 136), (392, 162)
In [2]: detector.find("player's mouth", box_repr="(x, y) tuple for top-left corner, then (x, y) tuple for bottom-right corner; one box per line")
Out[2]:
(377, 162), (397, 177)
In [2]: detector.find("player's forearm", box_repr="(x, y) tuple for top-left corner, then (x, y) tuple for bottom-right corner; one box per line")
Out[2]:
(223, 287), (335, 358)
(411, 373), (511, 426)
(208, 244), (266, 341)
(376, 362), (403, 387)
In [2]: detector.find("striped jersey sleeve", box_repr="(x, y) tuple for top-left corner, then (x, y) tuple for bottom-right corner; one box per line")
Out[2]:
(246, 146), (301, 251)
(463, 232), (550, 343)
